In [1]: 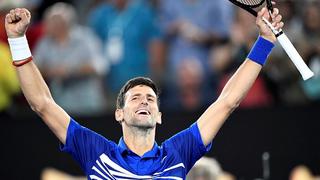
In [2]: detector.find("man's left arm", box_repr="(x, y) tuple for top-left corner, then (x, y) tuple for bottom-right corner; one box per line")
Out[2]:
(197, 7), (284, 146)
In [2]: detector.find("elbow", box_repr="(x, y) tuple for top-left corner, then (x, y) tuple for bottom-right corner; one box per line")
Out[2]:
(29, 97), (54, 114)
(220, 96), (241, 112)
(225, 100), (240, 112)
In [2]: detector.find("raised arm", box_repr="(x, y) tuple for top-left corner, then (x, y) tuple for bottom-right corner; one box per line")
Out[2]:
(5, 8), (70, 144)
(197, 7), (284, 146)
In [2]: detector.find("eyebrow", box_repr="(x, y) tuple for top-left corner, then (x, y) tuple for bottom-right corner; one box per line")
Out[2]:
(131, 93), (156, 98)
(147, 94), (156, 99)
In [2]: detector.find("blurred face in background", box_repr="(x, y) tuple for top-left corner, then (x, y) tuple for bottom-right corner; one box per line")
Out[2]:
(44, 15), (69, 40)
(277, 1), (294, 22)
(43, 3), (76, 41)
(304, 4), (320, 33)
(188, 167), (211, 180)
(177, 58), (203, 89)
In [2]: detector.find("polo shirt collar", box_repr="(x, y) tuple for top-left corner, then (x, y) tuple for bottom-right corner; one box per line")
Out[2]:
(118, 137), (160, 158)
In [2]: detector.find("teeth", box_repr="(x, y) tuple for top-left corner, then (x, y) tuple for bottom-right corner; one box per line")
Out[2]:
(136, 110), (149, 114)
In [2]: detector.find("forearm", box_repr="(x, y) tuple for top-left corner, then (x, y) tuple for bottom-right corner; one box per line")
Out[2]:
(197, 60), (262, 145)
(16, 61), (53, 111)
(218, 59), (262, 107)
(197, 36), (274, 145)
(17, 60), (69, 143)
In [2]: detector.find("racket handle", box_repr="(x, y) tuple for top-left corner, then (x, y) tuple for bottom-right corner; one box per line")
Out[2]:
(277, 33), (314, 80)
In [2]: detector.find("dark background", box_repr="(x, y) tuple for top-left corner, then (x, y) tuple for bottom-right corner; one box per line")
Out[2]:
(1, 105), (319, 180)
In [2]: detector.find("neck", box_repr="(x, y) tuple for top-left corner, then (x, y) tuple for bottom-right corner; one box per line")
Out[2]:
(122, 126), (156, 156)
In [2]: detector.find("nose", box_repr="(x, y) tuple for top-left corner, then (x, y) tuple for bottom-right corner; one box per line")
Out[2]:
(140, 96), (148, 105)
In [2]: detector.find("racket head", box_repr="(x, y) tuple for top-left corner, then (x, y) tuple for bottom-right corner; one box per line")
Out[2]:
(229, 0), (266, 16)
(230, 0), (265, 8)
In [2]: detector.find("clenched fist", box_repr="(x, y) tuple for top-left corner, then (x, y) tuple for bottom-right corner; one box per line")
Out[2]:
(5, 8), (31, 38)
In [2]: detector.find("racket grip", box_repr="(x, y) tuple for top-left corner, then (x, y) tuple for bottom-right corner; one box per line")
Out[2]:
(277, 33), (314, 80)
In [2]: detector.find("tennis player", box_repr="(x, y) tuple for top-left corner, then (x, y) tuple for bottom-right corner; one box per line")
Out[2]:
(5, 6), (283, 180)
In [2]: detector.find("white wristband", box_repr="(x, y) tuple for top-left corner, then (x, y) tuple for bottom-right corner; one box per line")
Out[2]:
(8, 35), (32, 61)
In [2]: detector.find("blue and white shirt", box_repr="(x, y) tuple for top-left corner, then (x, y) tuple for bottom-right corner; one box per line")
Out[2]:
(61, 118), (212, 180)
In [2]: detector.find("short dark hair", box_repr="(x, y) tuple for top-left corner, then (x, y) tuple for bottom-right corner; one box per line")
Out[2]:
(116, 77), (160, 109)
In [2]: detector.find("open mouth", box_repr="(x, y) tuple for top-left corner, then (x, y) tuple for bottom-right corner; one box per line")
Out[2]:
(135, 109), (150, 115)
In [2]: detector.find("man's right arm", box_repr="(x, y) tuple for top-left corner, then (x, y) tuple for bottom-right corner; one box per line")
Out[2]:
(5, 8), (70, 144)
(17, 62), (70, 144)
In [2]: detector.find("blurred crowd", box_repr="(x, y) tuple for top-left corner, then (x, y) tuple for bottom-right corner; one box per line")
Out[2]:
(0, 0), (320, 117)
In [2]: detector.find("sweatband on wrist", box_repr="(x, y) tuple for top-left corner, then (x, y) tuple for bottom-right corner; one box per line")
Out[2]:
(247, 36), (274, 66)
(8, 35), (32, 61)
(12, 56), (33, 67)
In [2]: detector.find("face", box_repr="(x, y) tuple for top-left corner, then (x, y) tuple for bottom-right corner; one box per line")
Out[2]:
(116, 85), (161, 129)
(45, 15), (68, 39)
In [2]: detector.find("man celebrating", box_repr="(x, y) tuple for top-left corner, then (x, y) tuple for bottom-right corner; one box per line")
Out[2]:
(5, 6), (283, 180)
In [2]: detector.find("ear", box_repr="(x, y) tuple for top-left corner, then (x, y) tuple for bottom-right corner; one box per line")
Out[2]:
(156, 111), (162, 125)
(115, 109), (124, 123)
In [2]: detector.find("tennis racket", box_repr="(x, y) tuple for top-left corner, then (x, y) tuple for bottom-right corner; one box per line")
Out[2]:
(229, 0), (314, 80)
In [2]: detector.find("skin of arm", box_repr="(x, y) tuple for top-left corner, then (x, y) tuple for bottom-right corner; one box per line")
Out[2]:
(197, 7), (284, 146)
(5, 8), (70, 144)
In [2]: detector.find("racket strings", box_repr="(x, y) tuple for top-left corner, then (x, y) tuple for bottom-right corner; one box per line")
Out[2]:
(235, 0), (264, 6)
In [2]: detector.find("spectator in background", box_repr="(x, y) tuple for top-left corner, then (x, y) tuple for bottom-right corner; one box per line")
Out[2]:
(41, 167), (86, 180)
(290, 165), (320, 180)
(187, 157), (222, 180)
(0, 2), (21, 117)
(187, 156), (236, 180)
(34, 2), (107, 116)
(159, 0), (233, 111)
(298, 2), (320, 104)
(0, 42), (20, 118)
(217, 172), (236, 180)
(87, 0), (165, 96)
(264, 0), (308, 105)
(175, 58), (207, 111)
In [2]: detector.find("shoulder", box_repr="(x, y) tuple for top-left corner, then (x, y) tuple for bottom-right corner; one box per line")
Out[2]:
(68, 119), (116, 148)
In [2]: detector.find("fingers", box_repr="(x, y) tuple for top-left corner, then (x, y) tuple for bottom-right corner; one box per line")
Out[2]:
(257, 7), (266, 20)
(270, 8), (283, 30)
(8, 9), (20, 23)
(270, 8), (279, 21)
(256, 7), (267, 25)
(22, 8), (31, 19)
(5, 14), (12, 23)
(256, 3), (284, 42)
(6, 8), (30, 24)
(257, 6), (283, 29)
(275, 22), (284, 30)
(19, 9), (31, 23)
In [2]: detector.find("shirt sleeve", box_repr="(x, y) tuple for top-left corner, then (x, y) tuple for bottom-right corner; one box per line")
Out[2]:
(60, 118), (114, 172)
(165, 122), (212, 173)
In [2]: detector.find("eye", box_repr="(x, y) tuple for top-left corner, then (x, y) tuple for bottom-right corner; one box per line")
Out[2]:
(148, 98), (155, 102)
(131, 97), (138, 101)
